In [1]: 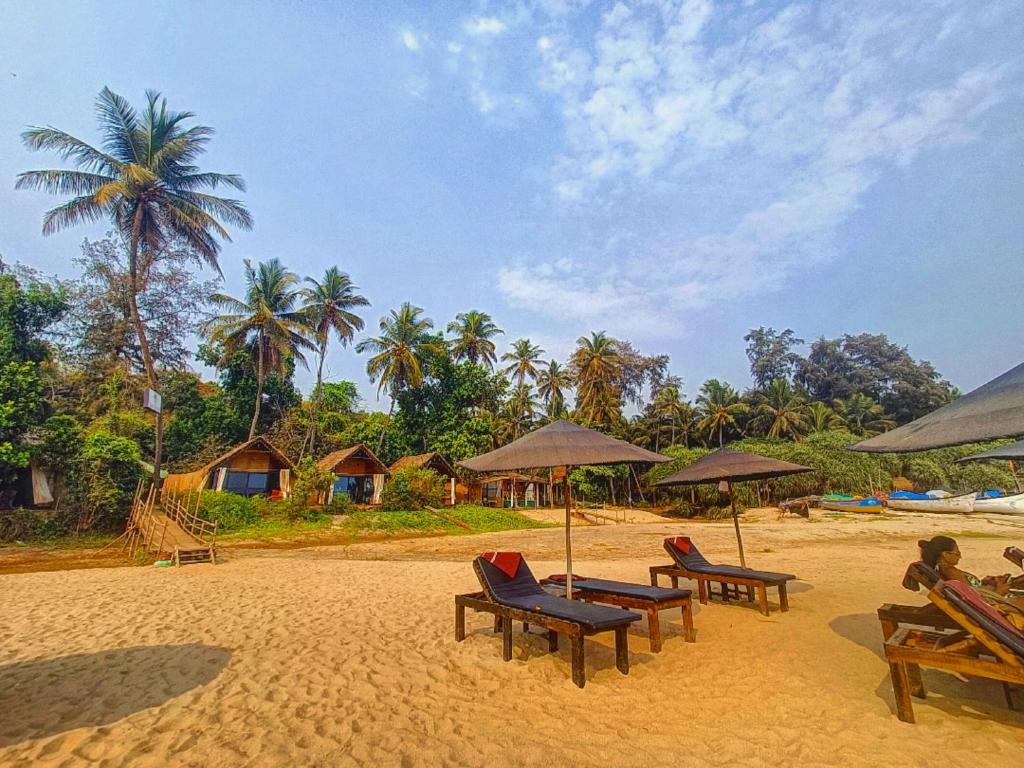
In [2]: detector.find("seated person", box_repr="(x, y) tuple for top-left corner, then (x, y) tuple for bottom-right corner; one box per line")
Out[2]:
(918, 535), (1024, 610)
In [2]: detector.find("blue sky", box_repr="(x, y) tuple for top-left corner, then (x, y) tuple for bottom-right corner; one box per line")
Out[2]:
(1, 0), (1021, 408)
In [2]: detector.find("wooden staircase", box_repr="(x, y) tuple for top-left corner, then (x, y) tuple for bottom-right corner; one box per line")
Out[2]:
(123, 483), (218, 566)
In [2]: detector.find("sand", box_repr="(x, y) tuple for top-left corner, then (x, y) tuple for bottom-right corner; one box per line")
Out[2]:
(1, 512), (1023, 767)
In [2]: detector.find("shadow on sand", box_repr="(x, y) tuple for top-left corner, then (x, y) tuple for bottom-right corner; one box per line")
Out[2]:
(829, 612), (1024, 725)
(0, 643), (231, 746)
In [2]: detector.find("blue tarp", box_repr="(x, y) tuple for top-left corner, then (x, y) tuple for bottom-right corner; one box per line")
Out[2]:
(889, 491), (930, 500)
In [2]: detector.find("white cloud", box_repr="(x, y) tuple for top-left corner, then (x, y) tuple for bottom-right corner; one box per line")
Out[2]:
(447, 41), (463, 54)
(464, 17), (507, 36)
(400, 29), (421, 51)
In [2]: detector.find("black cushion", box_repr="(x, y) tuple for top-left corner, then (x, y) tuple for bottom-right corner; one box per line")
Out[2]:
(564, 577), (692, 603)
(664, 540), (794, 583)
(476, 558), (641, 631)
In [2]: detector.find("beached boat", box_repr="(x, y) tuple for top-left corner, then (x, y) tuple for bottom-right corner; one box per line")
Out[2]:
(817, 496), (886, 513)
(972, 491), (1024, 515)
(885, 491), (977, 514)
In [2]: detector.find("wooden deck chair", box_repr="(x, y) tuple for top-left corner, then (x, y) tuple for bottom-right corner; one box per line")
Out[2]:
(454, 554), (641, 688)
(884, 578), (1024, 723)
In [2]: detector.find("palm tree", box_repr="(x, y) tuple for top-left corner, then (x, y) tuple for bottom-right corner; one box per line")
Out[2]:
(754, 379), (810, 440)
(696, 379), (748, 447)
(447, 311), (503, 368)
(355, 303), (444, 451)
(503, 383), (541, 440)
(18, 88), (251, 389)
(501, 338), (544, 386)
(807, 401), (842, 433)
(204, 259), (314, 439)
(571, 331), (623, 427)
(299, 267), (370, 456)
(651, 384), (694, 449)
(833, 393), (896, 437)
(536, 360), (571, 420)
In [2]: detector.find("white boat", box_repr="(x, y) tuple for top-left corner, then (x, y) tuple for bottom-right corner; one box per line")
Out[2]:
(972, 491), (1024, 515)
(885, 492), (977, 514)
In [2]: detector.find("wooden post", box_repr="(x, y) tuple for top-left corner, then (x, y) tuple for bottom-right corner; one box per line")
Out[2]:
(565, 466), (574, 600)
(729, 482), (747, 568)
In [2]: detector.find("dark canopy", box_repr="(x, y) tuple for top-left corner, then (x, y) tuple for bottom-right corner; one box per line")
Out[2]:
(459, 419), (668, 472)
(851, 361), (1024, 453)
(956, 439), (1024, 464)
(656, 448), (812, 486)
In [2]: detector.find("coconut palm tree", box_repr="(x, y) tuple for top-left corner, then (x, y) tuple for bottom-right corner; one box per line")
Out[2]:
(355, 303), (444, 451)
(571, 331), (623, 427)
(807, 401), (842, 433)
(18, 88), (251, 389)
(696, 379), (748, 447)
(536, 359), (571, 420)
(447, 310), (503, 368)
(501, 338), (544, 386)
(651, 383), (694, 449)
(299, 267), (370, 456)
(204, 259), (314, 439)
(502, 383), (541, 440)
(754, 379), (810, 440)
(833, 393), (896, 437)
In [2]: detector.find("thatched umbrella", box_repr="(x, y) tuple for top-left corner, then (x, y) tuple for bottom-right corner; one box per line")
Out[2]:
(459, 420), (668, 597)
(655, 449), (811, 567)
(851, 361), (1024, 453)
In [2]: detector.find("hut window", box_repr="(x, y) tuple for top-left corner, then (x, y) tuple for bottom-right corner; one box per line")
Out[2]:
(225, 471), (270, 496)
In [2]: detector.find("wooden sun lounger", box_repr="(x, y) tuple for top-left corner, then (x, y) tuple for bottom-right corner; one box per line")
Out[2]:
(884, 578), (1024, 723)
(651, 537), (795, 616)
(540, 576), (696, 652)
(454, 557), (642, 688)
(878, 562), (959, 641)
(1005, 546), (1024, 570)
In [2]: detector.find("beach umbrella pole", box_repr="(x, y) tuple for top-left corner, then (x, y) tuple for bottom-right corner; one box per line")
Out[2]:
(565, 468), (573, 600)
(728, 482), (746, 568)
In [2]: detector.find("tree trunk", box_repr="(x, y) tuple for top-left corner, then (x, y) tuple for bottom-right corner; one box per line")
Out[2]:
(249, 341), (265, 440)
(301, 338), (328, 458)
(377, 395), (396, 454)
(719, 424), (724, 447)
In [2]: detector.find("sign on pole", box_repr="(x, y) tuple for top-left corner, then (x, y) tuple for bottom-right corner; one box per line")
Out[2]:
(143, 388), (162, 414)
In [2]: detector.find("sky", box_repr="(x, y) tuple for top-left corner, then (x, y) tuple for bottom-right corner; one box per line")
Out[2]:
(1, 0), (1022, 409)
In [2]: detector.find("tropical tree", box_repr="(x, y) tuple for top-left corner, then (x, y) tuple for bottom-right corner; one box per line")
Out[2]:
(571, 331), (623, 427)
(501, 338), (544, 386)
(536, 360), (571, 420)
(204, 259), (314, 439)
(833, 393), (896, 437)
(651, 383), (694, 450)
(502, 383), (541, 440)
(807, 401), (842, 433)
(753, 379), (810, 440)
(696, 379), (748, 447)
(447, 310), (503, 368)
(17, 88), (251, 389)
(355, 303), (444, 451)
(299, 267), (369, 456)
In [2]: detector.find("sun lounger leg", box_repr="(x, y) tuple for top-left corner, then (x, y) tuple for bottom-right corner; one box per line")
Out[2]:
(696, 578), (707, 604)
(671, 575), (679, 589)
(650, 568), (659, 587)
(494, 615), (502, 633)
(547, 629), (559, 652)
(502, 616), (513, 661)
(455, 602), (466, 642)
(888, 661), (915, 723)
(1004, 683), (1018, 711)
(571, 636), (586, 688)
(746, 585), (754, 602)
(647, 607), (662, 653)
(907, 664), (925, 698)
(757, 584), (770, 616)
(778, 583), (790, 612)
(681, 601), (695, 643)
(615, 627), (629, 675)
(523, 622), (530, 632)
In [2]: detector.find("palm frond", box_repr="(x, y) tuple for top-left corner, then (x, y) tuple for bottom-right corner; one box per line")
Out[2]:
(14, 169), (115, 196)
(40, 195), (107, 235)
(19, 127), (121, 173)
(95, 87), (144, 163)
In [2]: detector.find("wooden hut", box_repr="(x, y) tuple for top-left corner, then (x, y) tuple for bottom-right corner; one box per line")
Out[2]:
(317, 444), (389, 505)
(163, 437), (295, 498)
(389, 451), (459, 505)
(476, 472), (550, 508)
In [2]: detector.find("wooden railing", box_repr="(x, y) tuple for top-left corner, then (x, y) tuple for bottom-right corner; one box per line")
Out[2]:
(163, 491), (219, 549)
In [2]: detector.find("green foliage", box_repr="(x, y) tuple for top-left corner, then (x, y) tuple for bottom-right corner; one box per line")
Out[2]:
(0, 362), (45, 481)
(380, 467), (444, 512)
(78, 430), (143, 530)
(197, 491), (263, 531)
(325, 492), (357, 516)
(338, 504), (552, 536)
(281, 457), (335, 521)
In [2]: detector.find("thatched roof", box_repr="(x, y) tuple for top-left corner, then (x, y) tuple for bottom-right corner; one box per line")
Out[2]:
(317, 444), (389, 475)
(956, 439), (1024, 464)
(191, 436), (294, 476)
(851, 361), (1024, 453)
(390, 451), (455, 477)
(459, 419), (668, 472)
(656, 448), (811, 486)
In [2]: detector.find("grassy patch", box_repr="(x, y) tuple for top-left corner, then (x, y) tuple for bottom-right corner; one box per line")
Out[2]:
(337, 504), (554, 538)
(217, 517), (333, 543)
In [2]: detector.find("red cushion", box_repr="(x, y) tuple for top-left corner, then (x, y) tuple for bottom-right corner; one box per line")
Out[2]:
(945, 580), (1023, 638)
(666, 536), (692, 554)
(482, 551), (522, 579)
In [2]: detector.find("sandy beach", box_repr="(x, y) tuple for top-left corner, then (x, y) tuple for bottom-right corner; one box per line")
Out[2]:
(2, 512), (1023, 767)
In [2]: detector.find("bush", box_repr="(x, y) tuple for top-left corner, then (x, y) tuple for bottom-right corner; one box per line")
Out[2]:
(326, 492), (356, 516)
(0, 507), (66, 541)
(197, 490), (261, 531)
(77, 429), (143, 531)
(280, 457), (334, 521)
(380, 467), (444, 512)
